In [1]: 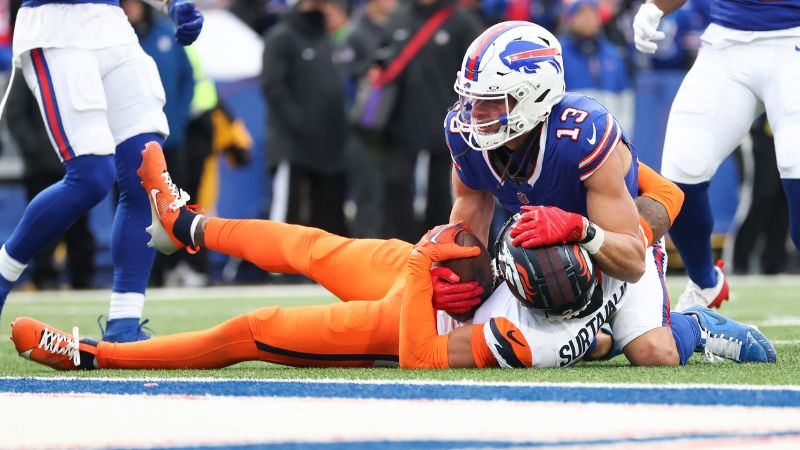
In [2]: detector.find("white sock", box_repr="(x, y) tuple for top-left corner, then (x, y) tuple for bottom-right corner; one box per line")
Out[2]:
(189, 214), (204, 246)
(0, 245), (27, 283)
(108, 292), (145, 320)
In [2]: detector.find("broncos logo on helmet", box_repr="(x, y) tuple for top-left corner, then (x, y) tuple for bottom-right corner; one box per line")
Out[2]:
(499, 40), (563, 75)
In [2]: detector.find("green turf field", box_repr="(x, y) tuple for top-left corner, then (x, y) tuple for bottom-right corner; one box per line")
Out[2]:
(2, 278), (798, 385)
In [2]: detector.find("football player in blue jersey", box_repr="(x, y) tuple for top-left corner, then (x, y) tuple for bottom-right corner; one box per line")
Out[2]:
(441, 21), (775, 366)
(0, 0), (203, 342)
(633, 0), (800, 310)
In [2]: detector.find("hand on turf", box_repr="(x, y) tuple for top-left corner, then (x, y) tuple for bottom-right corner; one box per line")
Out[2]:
(169, 0), (204, 46)
(430, 266), (483, 315)
(509, 205), (587, 248)
(633, 3), (665, 54)
(413, 222), (480, 262)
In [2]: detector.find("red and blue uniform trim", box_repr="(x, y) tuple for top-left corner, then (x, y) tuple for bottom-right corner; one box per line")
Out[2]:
(463, 22), (525, 82)
(30, 48), (74, 161)
(652, 243), (671, 326)
(579, 114), (620, 181)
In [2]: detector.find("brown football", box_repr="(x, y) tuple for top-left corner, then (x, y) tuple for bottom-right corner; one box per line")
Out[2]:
(432, 229), (495, 322)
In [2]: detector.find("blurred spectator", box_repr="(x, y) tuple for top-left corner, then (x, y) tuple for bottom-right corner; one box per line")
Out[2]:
(340, 0), (397, 237)
(262, 0), (348, 236)
(559, 0), (634, 132)
(121, 0), (199, 286)
(5, 71), (96, 290)
(324, 0), (350, 38)
(228, 0), (277, 35)
(733, 117), (790, 275)
(477, 0), (560, 29)
(380, 0), (483, 242)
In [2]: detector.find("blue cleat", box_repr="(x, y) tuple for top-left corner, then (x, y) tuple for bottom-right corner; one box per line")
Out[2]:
(683, 305), (777, 364)
(98, 316), (152, 343)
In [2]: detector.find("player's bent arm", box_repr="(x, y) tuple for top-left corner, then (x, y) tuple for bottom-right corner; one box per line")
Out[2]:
(450, 168), (494, 247)
(399, 251), (525, 369)
(635, 161), (685, 244)
(399, 252), (477, 368)
(584, 143), (646, 283)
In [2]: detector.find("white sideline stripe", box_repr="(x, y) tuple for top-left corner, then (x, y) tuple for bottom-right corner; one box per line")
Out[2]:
(5, 284), (335, 303)
(758, 317), (800, 327)
(3, 376), (800, 392)
(1, 392), (800, 450)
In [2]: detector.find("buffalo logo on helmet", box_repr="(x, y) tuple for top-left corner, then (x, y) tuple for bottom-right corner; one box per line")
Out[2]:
(499, 40), (562, 75)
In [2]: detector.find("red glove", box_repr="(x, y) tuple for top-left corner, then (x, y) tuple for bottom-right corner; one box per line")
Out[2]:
(430, 266), (483, 314)
(509, 205), (586, 248)
(414, 221), (480, 262)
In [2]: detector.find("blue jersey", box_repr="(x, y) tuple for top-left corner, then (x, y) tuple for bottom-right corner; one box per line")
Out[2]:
(21, 0), (119, 7)
(709, 0), (800, 31)
(446, 93), (638, 217)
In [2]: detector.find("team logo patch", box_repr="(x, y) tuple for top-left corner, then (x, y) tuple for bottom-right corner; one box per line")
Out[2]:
(499, 40), (562, 74)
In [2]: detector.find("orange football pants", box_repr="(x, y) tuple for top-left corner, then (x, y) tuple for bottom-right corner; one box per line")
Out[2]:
(95, 219), (412, 369)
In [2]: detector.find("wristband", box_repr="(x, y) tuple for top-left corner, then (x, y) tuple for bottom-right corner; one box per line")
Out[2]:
(580, 222), (605, 255)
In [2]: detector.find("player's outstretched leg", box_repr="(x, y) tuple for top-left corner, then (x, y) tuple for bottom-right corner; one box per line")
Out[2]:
(682, 305), (777, 363)
(139, 141), (410, 301)
(11, 314), (262, 371)
(10, 317), (99, 370)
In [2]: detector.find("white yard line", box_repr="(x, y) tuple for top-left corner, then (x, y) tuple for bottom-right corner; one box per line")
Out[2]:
(2, 376), (800, 392)
(1, 393), (799, 450)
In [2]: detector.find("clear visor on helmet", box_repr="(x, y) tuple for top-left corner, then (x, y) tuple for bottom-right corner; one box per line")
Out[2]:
(454, 81), (519, 151)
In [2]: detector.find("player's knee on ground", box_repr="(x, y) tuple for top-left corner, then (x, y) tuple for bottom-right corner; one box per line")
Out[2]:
(622, 327), (679, 366)
(64, 155), (116, 204)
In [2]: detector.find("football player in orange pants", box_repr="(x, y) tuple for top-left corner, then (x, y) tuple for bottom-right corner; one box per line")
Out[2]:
(11, 142), (683, 371)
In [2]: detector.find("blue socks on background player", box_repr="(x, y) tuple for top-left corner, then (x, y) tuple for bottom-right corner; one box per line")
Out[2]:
(781, 179), (800, 250)
(0, 155), (115, 314)
(669, 182), (717, 289)
(111, 134), (161, 295)
(670, 312), (702, 365)
(103, 134), (163, 342)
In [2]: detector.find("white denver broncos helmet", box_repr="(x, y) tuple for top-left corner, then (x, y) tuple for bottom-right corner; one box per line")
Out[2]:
(454, 21), (565, 151)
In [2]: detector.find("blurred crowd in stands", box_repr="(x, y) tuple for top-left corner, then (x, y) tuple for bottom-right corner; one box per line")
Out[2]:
(0, 0), (794, 290)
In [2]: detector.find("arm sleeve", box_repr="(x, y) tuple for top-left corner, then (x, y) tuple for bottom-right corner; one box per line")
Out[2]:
(261, 31), (305, 134)
(399, 254), (451, 369)
(480, 317), (533, 368)
(637, 161), (685, 225)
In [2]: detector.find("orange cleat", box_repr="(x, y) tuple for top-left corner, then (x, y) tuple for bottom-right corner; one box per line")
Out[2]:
(10, 317), (97, 371)
(137, 141), (200, 255)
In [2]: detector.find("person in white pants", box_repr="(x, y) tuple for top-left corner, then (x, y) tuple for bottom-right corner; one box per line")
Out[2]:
(633, 0), (800, 311)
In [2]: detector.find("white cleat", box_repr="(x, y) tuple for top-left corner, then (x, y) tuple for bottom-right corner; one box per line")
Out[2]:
(674, 260), (729, 312)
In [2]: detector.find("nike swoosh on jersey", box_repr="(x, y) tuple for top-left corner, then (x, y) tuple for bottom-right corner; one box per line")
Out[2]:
(587, 123), (597, 145)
